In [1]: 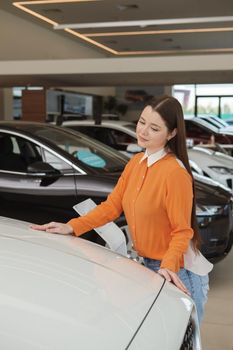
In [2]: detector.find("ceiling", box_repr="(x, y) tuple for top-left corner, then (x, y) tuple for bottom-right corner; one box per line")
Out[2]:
(2, 0), (233, 57)
(1, 0), (233, 87)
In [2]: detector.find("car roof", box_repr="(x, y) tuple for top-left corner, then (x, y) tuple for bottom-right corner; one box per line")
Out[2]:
(188, 147), (233, 167)
(184, 116), (233, 135)
(0, 216), (165, 349)
(62, 120), (138, 139)
(62, 120), (134, 127)
(184, 115), (219, 132)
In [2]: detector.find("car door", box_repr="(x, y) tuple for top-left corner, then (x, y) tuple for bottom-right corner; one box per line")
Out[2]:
(0, 132), (81, 224)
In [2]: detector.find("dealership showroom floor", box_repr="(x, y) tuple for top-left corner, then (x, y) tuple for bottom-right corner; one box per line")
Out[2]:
(201, 249), (233, 350)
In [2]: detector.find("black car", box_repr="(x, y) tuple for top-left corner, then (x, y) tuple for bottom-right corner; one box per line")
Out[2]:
(0, 121), (129, 245)
(0, 121), (232, 262)
(193, 174), (233, 262)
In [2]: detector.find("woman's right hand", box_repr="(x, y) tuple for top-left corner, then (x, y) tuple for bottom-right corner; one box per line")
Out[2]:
(158, 268), (190, 295)
(30, 222), (74, 235)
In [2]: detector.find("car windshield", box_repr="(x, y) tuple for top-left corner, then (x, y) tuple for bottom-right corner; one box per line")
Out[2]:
(31, 125), (128, 173)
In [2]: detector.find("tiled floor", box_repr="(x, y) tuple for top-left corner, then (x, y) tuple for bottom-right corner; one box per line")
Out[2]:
(201, 249), (233, 350)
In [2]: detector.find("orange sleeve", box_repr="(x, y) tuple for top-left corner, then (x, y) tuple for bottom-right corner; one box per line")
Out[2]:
(67, 156), (135, 236)
(160, 168), (194, 272)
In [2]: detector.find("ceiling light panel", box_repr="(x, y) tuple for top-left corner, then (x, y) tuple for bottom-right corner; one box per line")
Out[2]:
(93, 31), (233, 51)
(13, 0), (233, 56)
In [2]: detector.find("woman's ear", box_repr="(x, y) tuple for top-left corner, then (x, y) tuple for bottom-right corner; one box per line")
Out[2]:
(168, 128), (177, 141)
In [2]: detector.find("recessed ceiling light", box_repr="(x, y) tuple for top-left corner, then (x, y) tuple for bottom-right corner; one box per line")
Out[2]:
(163, 38), (173, 42)
(117, 4), (139, 11)
(54, 16), (233, 30)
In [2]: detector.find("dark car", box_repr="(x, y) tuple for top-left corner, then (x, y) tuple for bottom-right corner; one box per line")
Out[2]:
(0, 121), (129, 245)
(184, 117), (233, 155)
(193, 174), (233, 262)
(0, 121), (232, 262)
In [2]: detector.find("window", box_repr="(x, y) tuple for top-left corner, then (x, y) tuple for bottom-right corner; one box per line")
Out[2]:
(31, 126), (127, 173)
(41, 148), (73, 171)
(173, 84), (233, 121)
(0, 133), (42, 172)
(110, 129), (136, 150)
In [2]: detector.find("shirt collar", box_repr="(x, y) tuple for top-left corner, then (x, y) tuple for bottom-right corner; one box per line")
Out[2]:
(140, 148), (168, 167)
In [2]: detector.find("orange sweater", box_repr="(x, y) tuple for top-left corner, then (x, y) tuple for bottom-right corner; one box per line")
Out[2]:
(68, 153), (194, 272)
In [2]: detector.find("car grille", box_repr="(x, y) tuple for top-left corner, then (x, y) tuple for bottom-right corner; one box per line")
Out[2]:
(180, 319), (194, 350)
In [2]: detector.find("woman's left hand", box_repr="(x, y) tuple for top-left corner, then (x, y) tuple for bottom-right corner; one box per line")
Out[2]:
(158, 268), (190, 295)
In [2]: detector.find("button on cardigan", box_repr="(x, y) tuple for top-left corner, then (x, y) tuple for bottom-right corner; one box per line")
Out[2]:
(68, 152), (194, 272)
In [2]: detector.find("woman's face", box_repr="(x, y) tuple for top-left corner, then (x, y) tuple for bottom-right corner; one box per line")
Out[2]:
(136, 106), (176, 154)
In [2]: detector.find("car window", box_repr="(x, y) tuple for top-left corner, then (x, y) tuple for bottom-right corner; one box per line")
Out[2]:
(93, 127), (117, 147)
(67, 125), (136, 151)
(68, 125), (96, 139)
(40, 148), (73, 171)
(111, 129), (136, 144)
(185, 121), (211, 135)
(32, 126), (127, 173)
(0, 133), (42, 172)
(73, 126), (116, 147)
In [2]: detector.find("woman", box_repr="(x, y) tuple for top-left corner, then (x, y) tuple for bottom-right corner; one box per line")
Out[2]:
(31, 95), (212, 323)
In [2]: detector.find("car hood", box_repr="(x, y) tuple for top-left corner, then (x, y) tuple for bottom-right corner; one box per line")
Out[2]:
(194, 175), (232, 205)
(0, 216), (164, 350)
(189, 149), (233, 168)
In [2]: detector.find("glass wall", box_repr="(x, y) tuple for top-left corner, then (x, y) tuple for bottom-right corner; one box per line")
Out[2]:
(172, 84), (233, 121)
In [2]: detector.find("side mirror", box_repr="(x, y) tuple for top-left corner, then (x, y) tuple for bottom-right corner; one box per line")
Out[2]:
(27, 161), (61, 175)
(126, 143), (143, 153)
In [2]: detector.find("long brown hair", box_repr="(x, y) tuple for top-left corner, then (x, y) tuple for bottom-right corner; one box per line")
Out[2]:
(148, 95), (201, 250)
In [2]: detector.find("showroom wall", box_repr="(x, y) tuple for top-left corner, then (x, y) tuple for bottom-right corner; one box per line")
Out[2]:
(0, 9), (105, 61)
(0, 89), (13, 120)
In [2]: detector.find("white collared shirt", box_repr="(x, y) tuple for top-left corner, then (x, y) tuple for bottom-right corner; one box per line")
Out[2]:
(140, 147), (213, 275)
(140, 148), (168, 167)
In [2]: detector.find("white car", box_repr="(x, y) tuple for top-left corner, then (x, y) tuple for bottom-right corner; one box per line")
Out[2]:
(62, 120), (233, 189)
(62, 120), (142, 157)
(188, 146), (233, 192)
(0, 216), (201, 350)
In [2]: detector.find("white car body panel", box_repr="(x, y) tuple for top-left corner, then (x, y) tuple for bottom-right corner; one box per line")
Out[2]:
(0, 217), (200, 350)
(62, 120), (140, 157)
(188, 147), (233, 192)
(62, 120), (137, 137)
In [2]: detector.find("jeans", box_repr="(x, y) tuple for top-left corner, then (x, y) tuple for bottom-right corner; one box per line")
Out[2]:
(143, 258), (209, 323)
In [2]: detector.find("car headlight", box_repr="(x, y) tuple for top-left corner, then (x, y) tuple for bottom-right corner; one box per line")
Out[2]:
(209, 166), (233, 175)
(196, 204), (223, 216)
